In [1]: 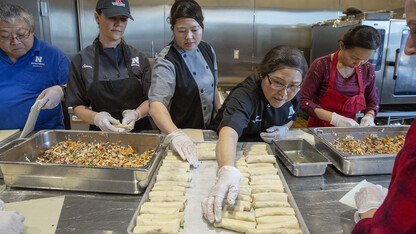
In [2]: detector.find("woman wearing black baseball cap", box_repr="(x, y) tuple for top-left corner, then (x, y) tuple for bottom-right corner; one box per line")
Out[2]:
(66, 0), (152, 132)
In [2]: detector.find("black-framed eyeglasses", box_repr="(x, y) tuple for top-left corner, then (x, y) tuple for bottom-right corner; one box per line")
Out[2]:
(266, 74), (301, 92)
(0, 30), (31, 42)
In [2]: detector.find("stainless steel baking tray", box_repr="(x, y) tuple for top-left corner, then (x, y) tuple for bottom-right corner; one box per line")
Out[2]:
(0, 130), (164, 194)
(127, 143), (309, 233)
(273, 139), (332, 177)
(310, 126), (409, 175)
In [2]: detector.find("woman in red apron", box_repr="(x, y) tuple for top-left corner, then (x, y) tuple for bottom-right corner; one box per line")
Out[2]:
(300, 25), (381, 127)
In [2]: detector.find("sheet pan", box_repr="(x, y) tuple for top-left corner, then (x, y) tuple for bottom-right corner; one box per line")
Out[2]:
(128, 142), (309, 233)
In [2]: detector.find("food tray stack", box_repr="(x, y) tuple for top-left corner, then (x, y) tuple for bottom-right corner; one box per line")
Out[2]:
(0, 130), (164, 194)
(310, 126), (409, 175)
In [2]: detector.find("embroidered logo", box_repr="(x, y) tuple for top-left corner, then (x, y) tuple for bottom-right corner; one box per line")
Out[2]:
(251, 115), (262, 124)
(31, 56), (45, 67)
(112, 0), (125, 7)
(82, 64), (93, 69)
(288, 105), (295, 119)
(131, 57), (140, 67)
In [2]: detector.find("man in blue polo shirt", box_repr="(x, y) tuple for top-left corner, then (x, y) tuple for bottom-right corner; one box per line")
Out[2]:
(0, 2), (70, 131)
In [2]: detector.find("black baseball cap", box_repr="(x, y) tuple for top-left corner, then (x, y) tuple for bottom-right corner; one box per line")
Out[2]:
(95, 0), (134, 20)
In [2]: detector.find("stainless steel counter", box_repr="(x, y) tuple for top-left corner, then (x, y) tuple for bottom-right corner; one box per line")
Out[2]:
(0, 129), (392, 234)
(276, 159), (391, 234)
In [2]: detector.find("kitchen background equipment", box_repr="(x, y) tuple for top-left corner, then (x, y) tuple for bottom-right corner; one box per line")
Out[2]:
(310, 125), (409, 175)
(0, 130), (163, 194)
(311, 16), (416, 106)
(9, 0), (407, 128)
(273, 139), (332, 177)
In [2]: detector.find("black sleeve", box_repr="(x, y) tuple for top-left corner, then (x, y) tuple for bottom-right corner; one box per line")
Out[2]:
(141, 55), (151, 101)
(65, 53), (90, 107)
(217, 88), (255, 138)
(290, 92), (300, 122)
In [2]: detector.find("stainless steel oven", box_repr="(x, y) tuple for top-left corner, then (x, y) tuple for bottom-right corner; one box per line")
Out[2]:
(380, 20), (416, 104)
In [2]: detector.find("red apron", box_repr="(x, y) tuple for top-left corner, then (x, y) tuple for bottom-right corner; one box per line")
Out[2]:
(308, 50), (366, 127)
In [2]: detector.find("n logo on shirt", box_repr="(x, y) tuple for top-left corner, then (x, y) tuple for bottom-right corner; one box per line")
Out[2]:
(131, 57), (140, 67)
(31, 56), (45, 67)
(288, 105), (295, 119)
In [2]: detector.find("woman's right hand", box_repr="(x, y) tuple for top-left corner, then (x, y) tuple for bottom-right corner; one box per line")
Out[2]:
(330, 112), (359, 127)
(201, 166), (242, 223)
(165, 129), (199, 167)
(93, 112), (123, 132)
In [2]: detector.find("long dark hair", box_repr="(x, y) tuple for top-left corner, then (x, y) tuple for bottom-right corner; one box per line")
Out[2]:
(339, 25), (381, 50)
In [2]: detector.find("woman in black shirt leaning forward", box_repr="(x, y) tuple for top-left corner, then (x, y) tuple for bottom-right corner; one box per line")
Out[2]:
(203, 45), (308, 223)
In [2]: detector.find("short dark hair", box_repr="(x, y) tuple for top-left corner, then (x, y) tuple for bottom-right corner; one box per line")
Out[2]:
(339, 25), (381, 50)
(256, 45), (308, 80)
(0, 2), (34, 32)
(169, 0), (204, 30)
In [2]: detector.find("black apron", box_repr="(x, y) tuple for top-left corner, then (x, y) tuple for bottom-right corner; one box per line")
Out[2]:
(87, 39), (150, 131)
(166, 41), (216, 129)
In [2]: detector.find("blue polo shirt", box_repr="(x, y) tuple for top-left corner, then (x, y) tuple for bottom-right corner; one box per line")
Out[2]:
(0, 36), (70, 130)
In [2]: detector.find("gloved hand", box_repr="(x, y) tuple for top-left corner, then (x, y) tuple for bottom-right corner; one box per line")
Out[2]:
(330, 112), (359, 127)
(260, 125), (289, 143)
(202, 166), (242, 223)
(0, 200), (25, 234)
(360, 114), (376, 127)
(165, 129), (199, 167)
(354, 185), (385, 223)
(93, 112), (123, 132)
(37, 85), (64, 110)
(121, 109), (141, 132)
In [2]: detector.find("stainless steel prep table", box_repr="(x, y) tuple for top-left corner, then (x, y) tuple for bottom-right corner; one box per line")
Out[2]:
(0, 129), (392, 234)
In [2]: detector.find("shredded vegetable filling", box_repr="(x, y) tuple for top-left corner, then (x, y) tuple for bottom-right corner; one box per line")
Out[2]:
(331, 134), (405, 155)
(37, 139), (155, 168)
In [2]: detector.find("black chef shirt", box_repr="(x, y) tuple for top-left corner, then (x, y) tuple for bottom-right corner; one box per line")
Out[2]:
(210, 74), (299, 141)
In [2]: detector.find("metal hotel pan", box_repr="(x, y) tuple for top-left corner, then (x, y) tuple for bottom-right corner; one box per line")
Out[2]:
(273, 139), (332, 177)
(310, 126), (409, 175)
(0, 138), (28, 178)
(0, 130), (164, 194)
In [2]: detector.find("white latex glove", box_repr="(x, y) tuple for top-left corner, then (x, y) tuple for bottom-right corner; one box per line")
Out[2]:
(165, 129), (199, 167)
(330, 112), (359, 127)
(93, 111), (123, 132)
(354, 185), (385, 223)
(121, 109), (140, 132)
(260, 125), (289, 143)
(0, 200), (25, 234)
(202, 166), (242, 223)
(36, 85), (64, 110)
(360, 114), (376, 127)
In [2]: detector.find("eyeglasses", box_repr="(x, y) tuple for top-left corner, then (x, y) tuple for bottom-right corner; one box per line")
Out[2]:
(0, 30), (31, 42)
(266, 74), (301, 92)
